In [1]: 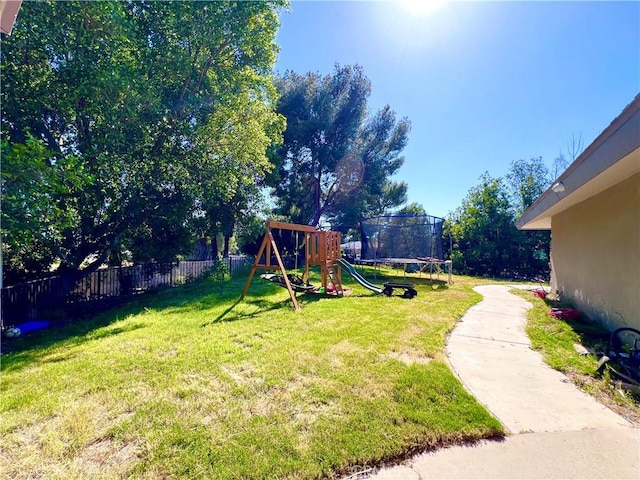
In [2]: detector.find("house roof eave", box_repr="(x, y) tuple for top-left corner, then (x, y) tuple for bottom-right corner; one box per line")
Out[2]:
(517, 94), (640, 231)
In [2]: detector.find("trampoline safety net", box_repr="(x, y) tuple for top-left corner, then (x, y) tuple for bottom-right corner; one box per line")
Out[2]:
(360, 214), (445, 261)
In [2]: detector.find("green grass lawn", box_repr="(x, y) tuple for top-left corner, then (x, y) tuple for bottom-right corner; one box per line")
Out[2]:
(1, 268), (504, 479)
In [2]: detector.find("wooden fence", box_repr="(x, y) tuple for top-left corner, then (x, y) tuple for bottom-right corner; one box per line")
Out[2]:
(1, 257), (253, 326)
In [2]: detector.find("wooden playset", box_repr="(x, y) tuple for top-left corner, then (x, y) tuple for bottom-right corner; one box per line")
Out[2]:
(240, 221), (345, 311)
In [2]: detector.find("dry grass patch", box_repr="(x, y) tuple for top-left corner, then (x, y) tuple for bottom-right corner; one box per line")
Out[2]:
(2, 396), (141, 480)
(383, 349), (433, 366)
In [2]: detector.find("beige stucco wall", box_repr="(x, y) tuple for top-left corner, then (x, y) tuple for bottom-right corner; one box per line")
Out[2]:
(550, 172), (639, 331)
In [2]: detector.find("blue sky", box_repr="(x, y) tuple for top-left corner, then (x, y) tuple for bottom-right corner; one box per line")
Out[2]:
(274, 1), (640, 217)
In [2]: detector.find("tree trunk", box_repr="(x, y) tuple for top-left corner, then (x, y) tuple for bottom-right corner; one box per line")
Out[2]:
(210, 236), (219, 259)
(193, 238), (208, 260)
(223, 235), (231, 258)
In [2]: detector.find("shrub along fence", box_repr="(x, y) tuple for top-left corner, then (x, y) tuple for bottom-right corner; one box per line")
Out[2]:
(1, 256), (253, 326)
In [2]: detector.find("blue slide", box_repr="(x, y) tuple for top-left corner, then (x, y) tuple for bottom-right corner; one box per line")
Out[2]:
(336, 258), (383, 294)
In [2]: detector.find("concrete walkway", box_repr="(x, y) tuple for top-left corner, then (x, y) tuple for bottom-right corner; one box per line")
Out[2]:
(368, 285), (639, 479)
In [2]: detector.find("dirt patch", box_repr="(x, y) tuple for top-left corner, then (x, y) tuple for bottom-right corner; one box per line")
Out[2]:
(157, 348), (178, 359)
(398, 323), (425, 345)
(330, 339), (365, 355)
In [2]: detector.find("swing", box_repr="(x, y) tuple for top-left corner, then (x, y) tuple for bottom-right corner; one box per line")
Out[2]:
(262, 229), (314, 292)
(260, 273), (315, 292)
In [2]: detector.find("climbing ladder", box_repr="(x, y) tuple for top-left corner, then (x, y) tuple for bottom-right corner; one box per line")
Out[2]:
(325, 260), (344, 296)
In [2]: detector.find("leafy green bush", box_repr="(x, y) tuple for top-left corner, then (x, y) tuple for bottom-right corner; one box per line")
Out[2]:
(204, 260), (230, 282)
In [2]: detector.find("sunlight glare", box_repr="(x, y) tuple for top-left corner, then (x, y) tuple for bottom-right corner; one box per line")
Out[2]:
(397, 0), (449, 17)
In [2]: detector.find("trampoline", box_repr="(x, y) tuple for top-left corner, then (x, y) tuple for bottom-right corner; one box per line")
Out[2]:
(359, 215), (452, 283)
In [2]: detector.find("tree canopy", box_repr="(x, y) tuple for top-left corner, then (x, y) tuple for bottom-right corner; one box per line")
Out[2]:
(505, 157), (551, 215)
(1, 0), (286, 283)
(448, 173), (516, 277)
(447, 163), (551, 279)
(271, 65), (411, 227)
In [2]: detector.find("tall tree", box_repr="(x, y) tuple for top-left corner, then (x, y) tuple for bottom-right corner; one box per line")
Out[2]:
(552, 152), (570, 180)
(1, 0), (286, 282)
(336, 179), (408, 233)
(551, 133), (583, 179)
(447, 173), (518, 277)
(448, 167), (550, 279)
(189, 85), (285, 258)
(505, 157), (551, 215)
(566, 132), (584, 162)
(397, 202), (426, 216)
(272, 65), (410, 227)
(1, 136), (89, 283)
(505, 157), (551, 276)
(333, 105), (411, 225)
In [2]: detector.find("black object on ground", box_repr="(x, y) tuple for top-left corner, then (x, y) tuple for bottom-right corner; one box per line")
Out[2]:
(382, 282), (418, 299)
(597, 327), (640, 390)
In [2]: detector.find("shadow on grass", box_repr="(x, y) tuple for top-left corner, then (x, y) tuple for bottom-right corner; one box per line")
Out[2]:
(412, 278), (450, 292)
(341, 273), (450, 297)
(203, 296), (295, 325)
(0, 317), (152, 373)
(1, 270), (450, 366)
(1, 276), (259, 362)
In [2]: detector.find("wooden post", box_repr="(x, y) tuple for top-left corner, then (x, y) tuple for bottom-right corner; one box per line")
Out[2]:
(304, 232), (311, 283)
(240, 225), (301, 311)
(241, 231), (270, 300)
(268, 232), (300, 311)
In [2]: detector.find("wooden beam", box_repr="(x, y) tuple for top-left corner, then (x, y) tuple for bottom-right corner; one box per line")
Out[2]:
(266, 220), (317, 233)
